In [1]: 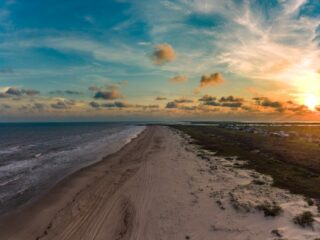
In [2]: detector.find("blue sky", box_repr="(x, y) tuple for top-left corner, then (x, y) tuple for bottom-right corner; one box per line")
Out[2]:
(0, 0), (320, 121)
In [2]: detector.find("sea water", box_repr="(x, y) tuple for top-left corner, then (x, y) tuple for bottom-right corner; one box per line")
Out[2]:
(0, 122), (145, 214)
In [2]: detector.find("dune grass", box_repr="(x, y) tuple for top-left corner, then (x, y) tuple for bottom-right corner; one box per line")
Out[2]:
(293, 211), (315, 228)
(172, 125), (320, 199)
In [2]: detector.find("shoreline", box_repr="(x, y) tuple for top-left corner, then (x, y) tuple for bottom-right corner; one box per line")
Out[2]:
(0, 125), (150, 238)
(0, 123), (145, 218)
(0, 126), (319, 239)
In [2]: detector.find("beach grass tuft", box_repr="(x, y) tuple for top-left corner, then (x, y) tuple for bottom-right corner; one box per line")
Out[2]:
(293, 211), (314, 228)
(256, 202), (282, 217)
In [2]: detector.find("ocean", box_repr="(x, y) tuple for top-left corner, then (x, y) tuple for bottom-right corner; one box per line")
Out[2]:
(0, 122), (145, 214)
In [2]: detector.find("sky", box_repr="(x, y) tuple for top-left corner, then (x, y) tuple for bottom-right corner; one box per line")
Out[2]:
(0, 0), (320, 121)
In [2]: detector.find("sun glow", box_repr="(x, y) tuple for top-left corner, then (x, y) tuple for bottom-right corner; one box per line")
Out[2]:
(304, 94), (318, 111)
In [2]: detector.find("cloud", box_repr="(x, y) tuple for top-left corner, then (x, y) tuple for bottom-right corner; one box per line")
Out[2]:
(169, 75), (188, 83)
(219, 96), (244, 103)
(51, 101), (68, 109)
(94, 90), (122, 100)
(22, 89), (40, 96)
(199, 95), (217, 102)
(199, 73), (224, 88)
(0, 87), (40, 97)
(49, 90), (82, 95)
(253, 97), (283, 110)
(6, 87), (21, 96)
(89, 101), (159, 110)
(288, 104), (310, 115)
(155, 96), (167, 100)
(201, 100), (220, 106)
(31, 103), (47, 112)
(102, 101), (129, 108)
(173, 98), (193, 104)
(152, 43), (176, 65)
(220, 102), (243, 108)
(0, 92), (9, 98)
(91, 84), (123, 100)
(199, 95), (218, 106)
(165, 98), (194, 109)
(199, 95), (244, 108)
(89, 101), (100, 108)
(136, 104), (159, 110)
(166, 101), (178, 109)
(51, 100), (75, 110)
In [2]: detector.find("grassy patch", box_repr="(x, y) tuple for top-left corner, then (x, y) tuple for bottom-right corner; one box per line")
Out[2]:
(256, 202), (283, 217)
(293, 211), (315, 228)
(171, 125), (320, 199)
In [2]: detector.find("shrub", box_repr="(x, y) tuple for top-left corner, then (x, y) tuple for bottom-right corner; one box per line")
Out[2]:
(316, 200), (320, 213)
(293, 211), (314, 228)
(305, 197), (314, 206)
(256, 202), (282, 217)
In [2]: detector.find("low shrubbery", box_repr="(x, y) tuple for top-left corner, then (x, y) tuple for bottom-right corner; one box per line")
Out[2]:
(256, 202), (282, 217)
(293, 211), (314, 228)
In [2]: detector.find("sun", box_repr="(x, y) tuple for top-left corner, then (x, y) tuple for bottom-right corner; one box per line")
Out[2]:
(304, 94), (318, 111)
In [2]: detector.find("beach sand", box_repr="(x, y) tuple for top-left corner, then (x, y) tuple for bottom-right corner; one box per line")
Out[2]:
(0, 126), (319, 240)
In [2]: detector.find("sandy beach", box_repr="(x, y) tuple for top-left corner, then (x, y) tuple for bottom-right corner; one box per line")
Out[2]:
(0, 126), (319, 240)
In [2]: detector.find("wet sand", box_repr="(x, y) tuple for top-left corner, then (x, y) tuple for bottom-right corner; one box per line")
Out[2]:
(0, 126), (319, 240)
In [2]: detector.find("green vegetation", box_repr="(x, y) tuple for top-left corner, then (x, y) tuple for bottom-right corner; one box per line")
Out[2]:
(305, 197), (314, 206)
(293, 211), (315, 228)
(172, 125), (320, 199)
(316, 201), (320, 213)
(256, 202), (283, 217)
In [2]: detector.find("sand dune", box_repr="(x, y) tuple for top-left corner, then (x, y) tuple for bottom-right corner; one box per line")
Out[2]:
(0, 126), (319, 240)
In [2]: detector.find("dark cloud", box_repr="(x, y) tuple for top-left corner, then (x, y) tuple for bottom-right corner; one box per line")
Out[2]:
(23, 89), (40, 96)
(89, 101), (100, 108)
(199, 95), (217, 102)
(1, 87), (40, 97)
(134, 104), (159, 110)
(201, 100), (220, 106)
(139, 104), (159, 110)
(219, 96), (243, 103)
(165, 98), (193, 109)
(199, 73), (224, 88)
(152, 43), (176, 65)
(221, 102), (243, 108)
(0, 93), (9, 98)
(179, 106), (197, 111)
(6, 87), (21, 96)
(102, 101), (129, 108)
(89, 101), (158, 110)
(51, 101), (68, 110)
(91, 84), (123, 100)
(51, 100), (75, 110)
(199, 95), (243, 108)
(288, 105), (310, 114)
(49, 90), (82, 95)
(252, 97), (312, 114)
(169, 75), (188, 83)
(32, 103), (47, 111)
(174, 98), (193, 104)
(155, 97), (167, 101)
(253, 97), (283, 111)
(166, 101), (178, 109)
(94, 90), (122, 100)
